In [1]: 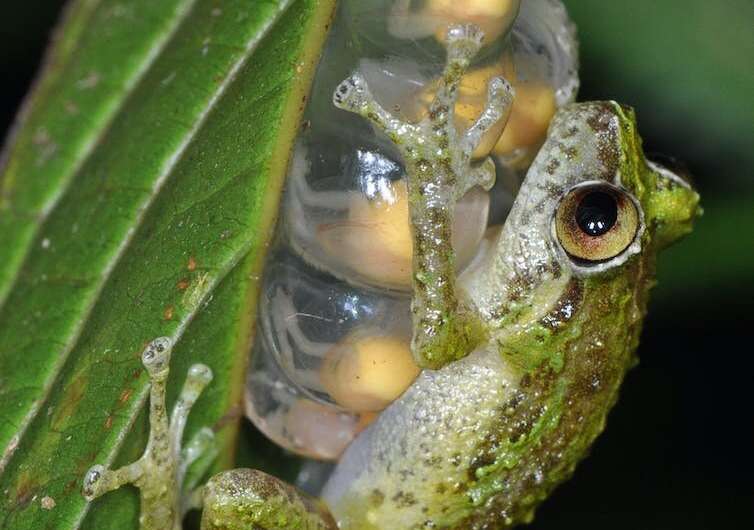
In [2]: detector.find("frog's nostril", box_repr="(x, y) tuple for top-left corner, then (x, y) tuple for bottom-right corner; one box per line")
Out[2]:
(647, 155), (696, 190)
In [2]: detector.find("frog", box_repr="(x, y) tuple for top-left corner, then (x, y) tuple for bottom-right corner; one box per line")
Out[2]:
(81, 23), (699, 530)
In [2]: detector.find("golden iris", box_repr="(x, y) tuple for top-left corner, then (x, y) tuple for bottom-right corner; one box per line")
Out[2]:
(555, 184), (639, 262)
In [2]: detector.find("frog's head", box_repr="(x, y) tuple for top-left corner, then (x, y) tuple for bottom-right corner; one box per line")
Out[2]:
(482, 100), (700, 370)
(485, 100), (700, 315)
(546, 101), (700, 278)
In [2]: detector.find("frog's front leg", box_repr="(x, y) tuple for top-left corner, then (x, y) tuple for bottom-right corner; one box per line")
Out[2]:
(82, 338), (336, 530)
(334, 24), (513, 369)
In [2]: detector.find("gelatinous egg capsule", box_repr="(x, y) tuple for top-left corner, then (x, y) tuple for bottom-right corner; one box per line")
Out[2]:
(413, 0), (578, 169)
(355, 0), (521, 46)
(340, 0), (577, 170)
(245, 249), (416, 459)
(245, 0), (579, 461)
(286, 141), (490, 290)
(494, 0), (579, 168)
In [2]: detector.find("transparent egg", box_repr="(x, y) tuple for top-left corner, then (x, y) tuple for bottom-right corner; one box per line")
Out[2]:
(344, 0), (520, 50)
(316, 0), (578, 172)
(285, 141), (490, 291)
(494, 0), (579, 167)
(245, 248), (415, 459)
(512, 0), (579, 106)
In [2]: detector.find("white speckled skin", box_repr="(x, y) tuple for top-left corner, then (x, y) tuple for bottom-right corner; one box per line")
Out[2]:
(464, 102), (630, 321)
(323, 347), (519, 527)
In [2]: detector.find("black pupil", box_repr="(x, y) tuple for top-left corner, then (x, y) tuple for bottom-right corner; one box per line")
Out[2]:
(576, 191), (618, 237)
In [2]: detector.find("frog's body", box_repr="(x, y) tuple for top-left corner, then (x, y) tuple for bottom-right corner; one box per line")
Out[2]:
(82, 24), (699, 530)
(320, 98), (698, 529)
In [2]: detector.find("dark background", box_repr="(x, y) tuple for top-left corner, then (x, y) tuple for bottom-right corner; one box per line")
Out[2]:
(1, 1), (752, 528)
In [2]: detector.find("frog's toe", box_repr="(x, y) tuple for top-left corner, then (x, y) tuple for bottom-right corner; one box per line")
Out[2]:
(446, 23), (485, 53)
(333, 74), (368, 111)
(81, 460), (143, 502)
(180, 426), (217, 497)
(141, 336), (172, 377)
(81, 464), (106, 500)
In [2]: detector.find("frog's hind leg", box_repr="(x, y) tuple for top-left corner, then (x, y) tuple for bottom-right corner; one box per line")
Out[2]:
(201, 469), (337, 530)
(82, 337), (214, 530)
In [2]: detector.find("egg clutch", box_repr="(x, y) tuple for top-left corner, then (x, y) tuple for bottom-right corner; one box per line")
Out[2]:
(245, 0), (578, 461)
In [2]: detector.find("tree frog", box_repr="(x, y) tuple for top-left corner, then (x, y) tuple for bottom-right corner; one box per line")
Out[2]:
(81, 23), (699, 530)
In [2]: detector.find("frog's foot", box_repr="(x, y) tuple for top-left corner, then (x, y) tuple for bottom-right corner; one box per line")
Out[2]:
(82, 337), (215, 529)
(333, 24), (512, 192)
(201, 469), (337, 530)
(334, 25), (513, 369)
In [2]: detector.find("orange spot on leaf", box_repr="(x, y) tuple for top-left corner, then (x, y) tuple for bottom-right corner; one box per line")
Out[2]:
(64, 479), (78, 494)
(187, 256), (197, 271)
(51, 372), (87, 430)
(118, 388), (133, 405)
(14, 471), (37, 509)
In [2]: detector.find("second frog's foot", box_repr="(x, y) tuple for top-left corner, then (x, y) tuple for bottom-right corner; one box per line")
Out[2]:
(82, 337), (216, 529)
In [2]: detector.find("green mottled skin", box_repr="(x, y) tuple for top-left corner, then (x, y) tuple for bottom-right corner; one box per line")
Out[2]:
(460, 270), (647, 527)
(452, 104), (700, 528)
(81, 23), (699, 530)
(202, 469), (335, 530)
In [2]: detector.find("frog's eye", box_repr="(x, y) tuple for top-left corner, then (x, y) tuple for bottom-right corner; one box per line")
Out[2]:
(555, 183), (640, 263)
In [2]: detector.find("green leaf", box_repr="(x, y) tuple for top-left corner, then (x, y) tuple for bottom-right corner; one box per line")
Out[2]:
(0, 0), (336, 528)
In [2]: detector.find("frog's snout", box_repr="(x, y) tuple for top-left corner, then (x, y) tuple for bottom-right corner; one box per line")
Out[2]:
(645, 158), (702, 248)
